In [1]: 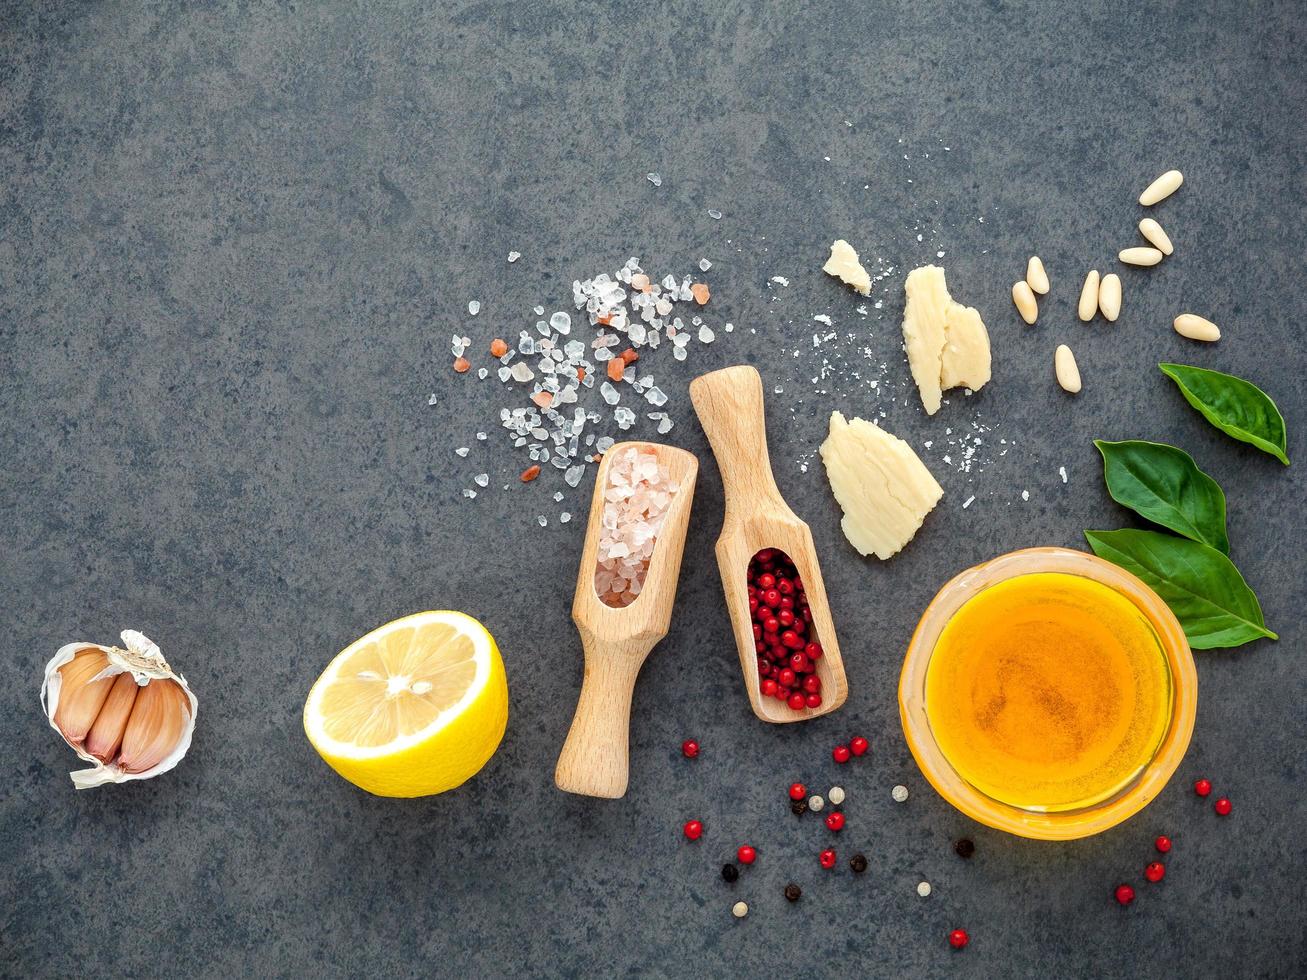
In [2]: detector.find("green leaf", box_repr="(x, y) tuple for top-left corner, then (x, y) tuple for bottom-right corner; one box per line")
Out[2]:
(1159, 363), (1289, 464)
(1094, 440), (1229, 553)
(1084, 529), (1277, 649)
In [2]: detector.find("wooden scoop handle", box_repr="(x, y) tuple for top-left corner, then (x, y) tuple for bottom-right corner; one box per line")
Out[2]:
(554, 631), (654, 799)
(689, 365), (786, 513)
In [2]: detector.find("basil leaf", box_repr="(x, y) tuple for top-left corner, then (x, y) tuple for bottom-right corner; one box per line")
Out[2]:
(1094, 440), (1229, 553)
(1159, 363), (1289, 464)
(1084, 529), (1277, 649)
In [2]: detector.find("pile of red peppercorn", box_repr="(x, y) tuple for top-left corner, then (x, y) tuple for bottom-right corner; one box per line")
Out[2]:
(749, 549), (824, 711)
(1114, 776), (1233, 907)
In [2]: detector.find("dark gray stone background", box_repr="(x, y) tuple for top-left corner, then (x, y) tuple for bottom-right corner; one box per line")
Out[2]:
(2, 2), (1304, 977)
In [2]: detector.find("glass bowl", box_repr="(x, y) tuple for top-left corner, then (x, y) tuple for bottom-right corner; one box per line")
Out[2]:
(899, 547), (1197, 840)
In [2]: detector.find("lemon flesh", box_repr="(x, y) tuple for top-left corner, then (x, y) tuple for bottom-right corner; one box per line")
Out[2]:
(303, 611), (508, 797)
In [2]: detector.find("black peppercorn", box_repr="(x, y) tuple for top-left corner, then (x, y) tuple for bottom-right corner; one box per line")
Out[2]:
(849, 853), (868, 873)
(784, 883), (802, 902)
(790, 798), (808, 815)
(721, 863), (739, 883)
(954, 838), (975, 859)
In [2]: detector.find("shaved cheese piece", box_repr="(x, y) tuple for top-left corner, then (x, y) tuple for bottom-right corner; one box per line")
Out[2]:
(819, 412), (943, 560)
(940, 302), (992, 391)
(902, 265), (991, 414)
(822, 240), (872, 296)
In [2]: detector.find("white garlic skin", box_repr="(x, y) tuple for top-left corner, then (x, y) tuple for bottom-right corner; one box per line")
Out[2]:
(40, 630), (198, 789)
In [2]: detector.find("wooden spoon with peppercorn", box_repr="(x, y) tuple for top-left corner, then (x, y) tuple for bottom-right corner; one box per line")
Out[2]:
(690, 365), (848, 723)
(555, 440), (699, 799)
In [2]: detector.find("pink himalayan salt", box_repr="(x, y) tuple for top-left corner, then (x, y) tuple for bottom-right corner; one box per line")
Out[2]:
(593, 446), (679, 607)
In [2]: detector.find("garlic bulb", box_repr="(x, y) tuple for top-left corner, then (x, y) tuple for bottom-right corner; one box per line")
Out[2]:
(41, 630), (197, 789)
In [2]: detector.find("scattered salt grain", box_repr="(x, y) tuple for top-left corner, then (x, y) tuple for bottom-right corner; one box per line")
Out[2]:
(508, 251), (521, 263)
(708, 209), (722, 220)
(477, 368), (489, 380)
(892, 784), (909, 803)
(1021, 489), (1030, 502)
(427, 393), (438, 406)
(510, 362), (535, 383)
(455, 447), (470, 457)
(462, 489), (477, 498)
(474, 473), (489, 487)
(550, 311), (572, 334)
(699, 258), (712, 272)
(698, 325), (715, 344)
(962, 495), (975, 509)
(468, 301), (480, 316)
(647, 172), (662, 187)
(560, 512), (572, 523)
(1059, 466), (1068, 484)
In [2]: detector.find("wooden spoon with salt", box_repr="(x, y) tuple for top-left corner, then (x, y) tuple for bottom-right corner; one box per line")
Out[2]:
(690, 365), (848, 723)
(555, 441), (698, 799)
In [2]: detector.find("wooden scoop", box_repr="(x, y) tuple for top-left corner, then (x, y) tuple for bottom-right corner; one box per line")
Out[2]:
(690, 365), (847, 723)
(555, 441), (698, 799)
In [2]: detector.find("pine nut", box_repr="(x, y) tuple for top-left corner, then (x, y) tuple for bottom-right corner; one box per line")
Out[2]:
(1078, 270), (1100, 322)
(1026, 255), (1049, 295)
(1139, 218), (1174, 255)
(1139, 169), (1184, 206)
(1174, 313), (1220, 342)
(1054, 344), (1082, 393)
(1012, 280), (1038, 324)
(1099, 274), (1122, 321)
(1119, 247), (1165, 267)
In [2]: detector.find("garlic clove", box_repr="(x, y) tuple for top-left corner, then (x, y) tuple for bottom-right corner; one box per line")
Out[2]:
(84, 672), (139, 764)
(52, 648), (116, 743)
(42, 631), (199, 788)
(118, 678), (190, 774)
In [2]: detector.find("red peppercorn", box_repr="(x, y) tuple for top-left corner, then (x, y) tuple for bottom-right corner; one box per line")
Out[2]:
(789, 782), (806, 800)
(781, 631), (804, 650)
(819, 848), (837, 869)
(737, 845), (757, 865)
(762, 616), (779, 634)
(1114, 883), (1136, 906)
(683, 820), (703, 841)
(748, 596), (759, 614)
(948, 929), (969, 950)
(760, 679), (778, 697)
(763, 589), (781, 608)
(789, 653), (810, 673)
(758, 573), (776, 589)
(1194, 778), (1212, 797)
(1144, 861), (1165, 883)
(849, 736), (869, 757)
(681, 740), (699, 759)
(832, 744), (851, 764)
(778, 668), (797, 688)
(787, 692), (807, 711)
(805, 641), (823, 659)
(802, 674), (822, 694)
(777, 578), (794, 595)
(777, 609), (795, 627)
(1214, 797), (1232, 816)
(1155, 836), (1172, 854)
(825, 811), (845, 832)
(805, 693), (822, 709)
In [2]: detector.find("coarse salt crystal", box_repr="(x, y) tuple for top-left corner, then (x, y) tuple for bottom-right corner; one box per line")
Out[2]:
(647, 172), (662, 187)
(508, 251), (520, 263)
(468, 301), (480, 316)
(455, 447), (470, 457)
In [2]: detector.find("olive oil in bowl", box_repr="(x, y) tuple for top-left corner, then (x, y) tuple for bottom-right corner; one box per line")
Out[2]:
(924, 572), (1173, 812)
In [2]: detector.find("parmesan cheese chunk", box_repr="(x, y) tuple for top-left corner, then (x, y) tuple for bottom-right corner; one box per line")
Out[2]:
(819, 411), (943, 560)
(902, 265), (991, 414)
(822, 240), (872, 296)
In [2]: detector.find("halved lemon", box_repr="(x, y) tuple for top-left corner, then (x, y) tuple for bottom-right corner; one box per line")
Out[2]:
(303, 611), (508, 798)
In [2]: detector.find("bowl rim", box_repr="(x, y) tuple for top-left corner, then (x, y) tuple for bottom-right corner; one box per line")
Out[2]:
(898, 546), (1197, 841)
